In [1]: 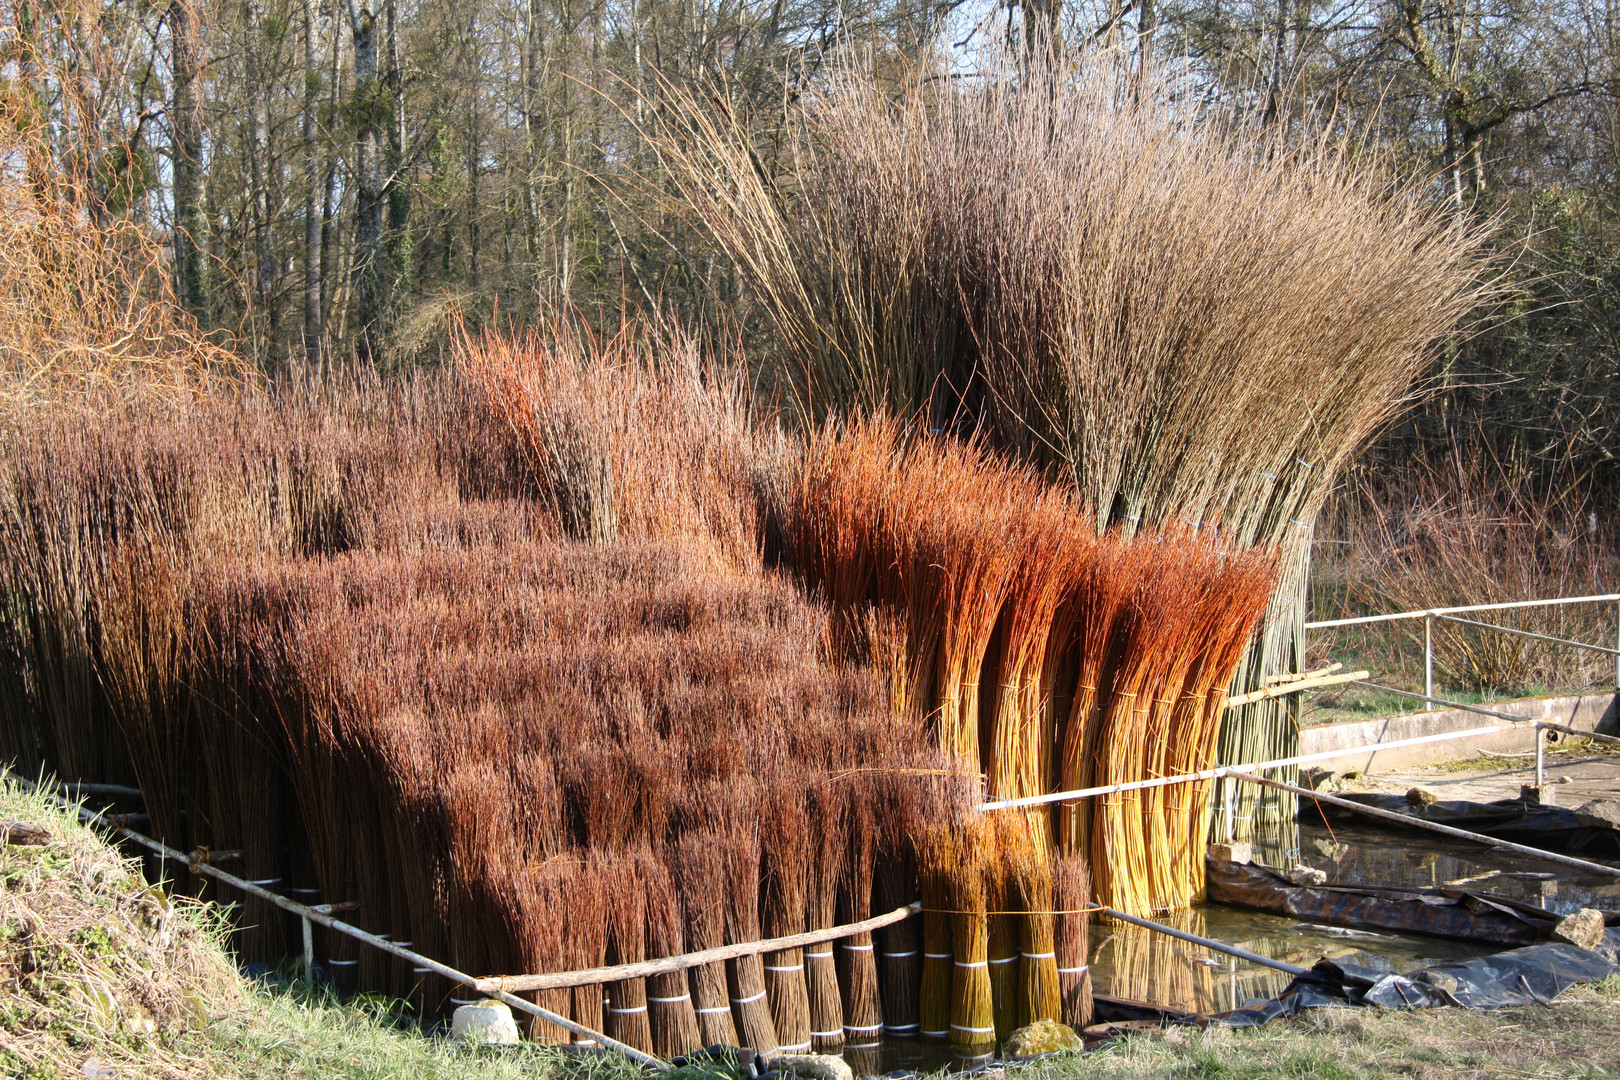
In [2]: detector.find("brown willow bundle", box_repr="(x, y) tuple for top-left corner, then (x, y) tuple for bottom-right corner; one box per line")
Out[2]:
(459, 317), (762, 568)
(672, 829), (740, 1049)
(916, 837), (954, 1040)
(803, 781), (846, 1052)
(645, 852), (702, 1057)
(873, 839), (922, 1038)
(760, 783), (813, 1054)
(836, 777), (883, 1050)
(564, 867), (610, 1046)
(1052, 851), (1093, 1030)
(604, 852), (656, 1053)
(719, 797), (779, 1055)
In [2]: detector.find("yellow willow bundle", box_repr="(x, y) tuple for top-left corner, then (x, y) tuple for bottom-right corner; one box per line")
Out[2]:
(987, 910), (1020, 1042)
(923, 486), (1026, 769)
(1056, 540), (1143, 860)
(930, 823), (995, 1048)
(1139, 557), (1209, 914)
(987, 501), (1084, 832)
(1170, 554), (1279, 899)
(1008, 815), (1062, 1029)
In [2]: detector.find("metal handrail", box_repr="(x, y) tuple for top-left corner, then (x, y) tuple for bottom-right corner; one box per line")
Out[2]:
(1305, 594), (1620, 711)
(1304, 593), (1620, 630)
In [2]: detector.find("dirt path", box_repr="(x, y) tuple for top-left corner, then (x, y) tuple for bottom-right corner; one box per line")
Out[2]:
(1343, 746), (1620, 806)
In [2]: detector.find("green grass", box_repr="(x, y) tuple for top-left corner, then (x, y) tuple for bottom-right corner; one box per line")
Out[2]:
(210, 986), (642, 1080)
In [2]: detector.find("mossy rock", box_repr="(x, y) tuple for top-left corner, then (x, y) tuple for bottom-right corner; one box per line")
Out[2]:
(1005, 1019), (1082, 1058)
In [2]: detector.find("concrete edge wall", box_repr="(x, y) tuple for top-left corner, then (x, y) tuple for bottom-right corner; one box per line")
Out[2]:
(1299, 691), (1620, 774)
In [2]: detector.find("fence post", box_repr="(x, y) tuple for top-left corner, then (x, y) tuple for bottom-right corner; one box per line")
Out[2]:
(1535, 723), (1546, 791)
(1424, 615), (1434, 712)
(1613, 598), (1618, 689)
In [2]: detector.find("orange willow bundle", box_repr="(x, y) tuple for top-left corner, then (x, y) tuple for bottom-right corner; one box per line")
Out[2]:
(788, 418), (1278, 938)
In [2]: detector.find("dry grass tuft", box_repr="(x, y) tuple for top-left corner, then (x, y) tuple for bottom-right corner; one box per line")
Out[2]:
(0, 780), (240, 1078)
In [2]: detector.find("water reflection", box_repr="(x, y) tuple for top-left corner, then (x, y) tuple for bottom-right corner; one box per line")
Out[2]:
(1299, 820), (1620, 915)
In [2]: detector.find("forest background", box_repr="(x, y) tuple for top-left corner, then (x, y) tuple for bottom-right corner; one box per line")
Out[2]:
(7, 0), (1620, 694)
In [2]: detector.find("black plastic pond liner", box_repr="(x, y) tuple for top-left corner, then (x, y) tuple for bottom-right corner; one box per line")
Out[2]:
(1090, 929), (1620, 1036)
(1204, 858), (1620, 946)
(1307, 793), (1620, 856)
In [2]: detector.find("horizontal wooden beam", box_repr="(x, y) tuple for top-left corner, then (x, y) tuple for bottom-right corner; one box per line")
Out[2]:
(474, 902), (921, 994)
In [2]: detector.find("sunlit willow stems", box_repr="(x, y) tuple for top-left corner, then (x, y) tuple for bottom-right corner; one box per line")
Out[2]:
(1009, 819), (1061, 1029)
(1056, 538), (1142, 860)
(1168, 553), (1279, 899)
(942, 824), (995, 1050)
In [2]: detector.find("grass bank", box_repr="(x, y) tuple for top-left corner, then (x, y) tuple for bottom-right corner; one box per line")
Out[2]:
(3, 776), (1617, 1079)
(0, 777), (638, 1080)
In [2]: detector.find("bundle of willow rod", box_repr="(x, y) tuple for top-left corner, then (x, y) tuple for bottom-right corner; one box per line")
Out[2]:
(873, 842), (922, 1038)
(720, 804), (779, 1055)
(804, 782), (847, 1052)
(838, 787), (884, 1049)
(1052, 850), (1093, 1030)
(672, 829), (740, 1049)
(942, 825), (995, 1048)
(645, 854), (702, 1057)
(606, 852), (656, 1053)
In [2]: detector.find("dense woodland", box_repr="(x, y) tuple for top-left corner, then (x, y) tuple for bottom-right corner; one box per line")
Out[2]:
(4, 0), (1619, 484)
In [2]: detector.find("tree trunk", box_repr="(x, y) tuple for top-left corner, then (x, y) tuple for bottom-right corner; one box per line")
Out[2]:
(384, 0), (411, 297)
(171, 1), (206, 323)
(303, 0), (324, 374)
(245, 0), (276, 369)
(350, 1), (382, 365)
